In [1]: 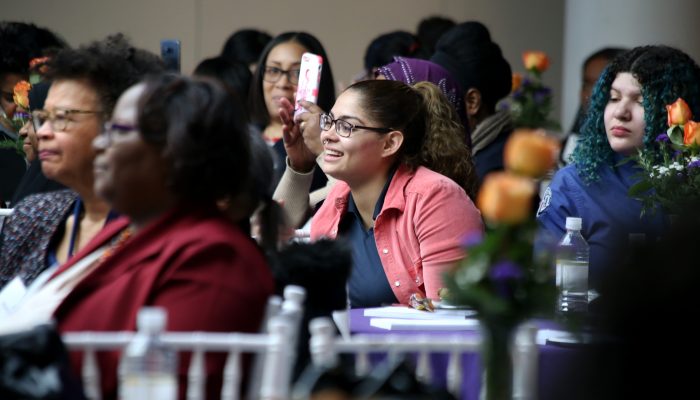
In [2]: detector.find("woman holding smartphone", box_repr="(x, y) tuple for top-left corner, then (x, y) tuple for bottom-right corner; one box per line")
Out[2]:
(249, 31), (335, 188)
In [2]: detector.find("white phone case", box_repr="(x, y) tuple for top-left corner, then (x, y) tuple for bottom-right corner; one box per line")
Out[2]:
(294, 52), (323, 118)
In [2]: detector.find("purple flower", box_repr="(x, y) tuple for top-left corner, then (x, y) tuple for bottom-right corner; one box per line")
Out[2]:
(656, 133), (670, 143)
(673, 150), (682, 159)
(489, 260), (524, 300)
(489, 260), (524, 281)
(461, 231), (484, 248)
(688, 160), (700, 169)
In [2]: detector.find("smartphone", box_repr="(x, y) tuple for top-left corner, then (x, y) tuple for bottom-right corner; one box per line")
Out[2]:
(294, 52), (323, 118)
(160, 39), (181, 73)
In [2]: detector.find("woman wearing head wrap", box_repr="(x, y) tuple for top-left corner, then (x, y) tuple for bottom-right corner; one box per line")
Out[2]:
(536, 45), (700, 291)
(273, 57), (476, 228)
(431, 21), (513, 189)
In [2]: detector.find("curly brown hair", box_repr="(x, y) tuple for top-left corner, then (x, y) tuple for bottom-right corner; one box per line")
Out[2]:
(347, 79), (477, 198)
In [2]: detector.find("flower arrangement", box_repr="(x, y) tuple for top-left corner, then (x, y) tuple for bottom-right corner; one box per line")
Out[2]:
(502, 51), (560, 130)
(0, 80), (32, 155)
(442, 129), (559, 400)
(629, 98), (700, 216)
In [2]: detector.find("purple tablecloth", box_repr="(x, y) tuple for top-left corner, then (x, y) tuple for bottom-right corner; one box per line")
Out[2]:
(349, 308), (593, 400)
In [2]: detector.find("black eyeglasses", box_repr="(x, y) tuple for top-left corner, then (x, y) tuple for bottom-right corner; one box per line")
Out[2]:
(263, 66), (301, 85)
(320, 113), (392, 138)
(102, 121), (137, 145)
(32, 108), (104, 132)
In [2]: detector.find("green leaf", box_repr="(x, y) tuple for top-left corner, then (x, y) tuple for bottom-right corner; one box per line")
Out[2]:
(668, 125), (684, 146)
(628, 180), (653, 197)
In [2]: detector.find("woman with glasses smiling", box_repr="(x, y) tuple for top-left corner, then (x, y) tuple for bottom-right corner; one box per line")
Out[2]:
(249, 31), (335, 189)
(0, 34), (163, 289)
(311, 79), (483, 307)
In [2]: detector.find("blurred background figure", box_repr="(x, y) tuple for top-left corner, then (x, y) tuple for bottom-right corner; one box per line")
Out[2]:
(0, 21), (67, 206)
(431, 21), (513, 191)
(11, 81), (66, 205)
(415, 16), (455, 60)
(560, 47), (627, 165)
(249, 31), (335, 189)
(220, 28), (272, 73)
(194, 55), (252, 116)
(352, 31), (421, 83)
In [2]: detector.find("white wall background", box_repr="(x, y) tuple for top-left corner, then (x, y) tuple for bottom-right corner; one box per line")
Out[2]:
(6, 0), (700, 128)
(562, 0), (700, 132)
(3, 0), (564, 117)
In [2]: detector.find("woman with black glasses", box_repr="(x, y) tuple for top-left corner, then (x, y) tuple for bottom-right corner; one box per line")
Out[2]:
(248, 31), (335, 188)
(0, 34), (163, 289)
(311, 79), (483, 308)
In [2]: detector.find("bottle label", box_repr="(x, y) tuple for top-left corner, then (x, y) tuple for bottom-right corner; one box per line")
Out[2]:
(120, 373), (177, 400)
(556, 260), (588, 314)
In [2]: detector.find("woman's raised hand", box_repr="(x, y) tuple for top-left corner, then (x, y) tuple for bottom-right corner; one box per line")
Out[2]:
(279, 97), (324, 173)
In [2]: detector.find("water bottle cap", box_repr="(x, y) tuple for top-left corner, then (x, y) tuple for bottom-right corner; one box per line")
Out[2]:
(137, 307), (167, 333)
(565, 217), (582, 231)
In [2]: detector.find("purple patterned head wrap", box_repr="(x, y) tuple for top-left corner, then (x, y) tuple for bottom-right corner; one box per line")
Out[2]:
(376, 56), (468, 138)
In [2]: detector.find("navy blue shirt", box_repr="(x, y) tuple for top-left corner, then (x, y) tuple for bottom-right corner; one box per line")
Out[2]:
(342, 169), (398, 308)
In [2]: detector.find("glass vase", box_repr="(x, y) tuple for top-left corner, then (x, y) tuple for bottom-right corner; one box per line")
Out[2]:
(480, 319), (517, 400)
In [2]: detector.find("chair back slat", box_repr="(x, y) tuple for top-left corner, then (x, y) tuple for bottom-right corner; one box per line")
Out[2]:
(186, 344), (206, 400)
(82, 347), (102, 400)
(61, 286), (306, 400)
(306, 317), (539, 399)
(446, 350), (462, 396)
(221, 349), (241, 400)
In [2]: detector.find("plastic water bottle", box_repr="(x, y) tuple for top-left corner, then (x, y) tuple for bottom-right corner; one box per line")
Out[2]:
(119, 307), (178, 400)
(555, 217), (589, 316)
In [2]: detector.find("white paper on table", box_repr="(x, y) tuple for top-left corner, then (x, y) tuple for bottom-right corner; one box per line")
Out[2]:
(369, 317), (480, 331)
(364, 306), (476, 320)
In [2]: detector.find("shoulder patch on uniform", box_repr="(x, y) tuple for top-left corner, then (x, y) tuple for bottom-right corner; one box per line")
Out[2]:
(537, 186), (552, 217)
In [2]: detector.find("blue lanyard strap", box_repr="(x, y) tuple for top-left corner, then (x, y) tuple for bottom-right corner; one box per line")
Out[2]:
(66, 198), (83, 259)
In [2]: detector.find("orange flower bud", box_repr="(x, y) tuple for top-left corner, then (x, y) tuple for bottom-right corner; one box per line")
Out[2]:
(504, 129), (560, 178)
(29, 56), (50, 70)
(13, 80), (31, 110)
(477, 172), (535, 224)
(683, 120), (700, 146)
(666, 98), (692, 127)
(511, 73), (522, 92)
(522, 51), (549, 73)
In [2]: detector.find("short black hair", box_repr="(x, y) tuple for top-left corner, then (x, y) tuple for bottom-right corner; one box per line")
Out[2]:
(220, 29), (272, 66)
(364, 31), (420, 71)
(138, 74), (251, 202)
(416, 16), (455, 59)
(193, 56), (252, 117)
(583, 47), (627, 70)
(0, 22), (67, 76)
(46, 33), (163, 116)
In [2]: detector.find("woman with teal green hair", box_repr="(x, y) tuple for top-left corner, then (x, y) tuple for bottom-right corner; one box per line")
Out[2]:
(537, 45), (700, 291)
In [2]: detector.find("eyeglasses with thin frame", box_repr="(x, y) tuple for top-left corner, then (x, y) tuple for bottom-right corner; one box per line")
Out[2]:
(263, 66), (301, 85)
(31, 108), (104, 132)
(101, 121), (137, 145)
(320, 113), (393, 138)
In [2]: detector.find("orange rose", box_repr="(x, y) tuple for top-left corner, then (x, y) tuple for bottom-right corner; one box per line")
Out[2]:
(511, 73), (523, 92)
(504, 129), (560, 179)
(522, 51), (549, 73)
(13, 80), (31, 110)
(666, 98), (692, 127)
(477, 172), (535, 224)
(684, 120), (700, 146)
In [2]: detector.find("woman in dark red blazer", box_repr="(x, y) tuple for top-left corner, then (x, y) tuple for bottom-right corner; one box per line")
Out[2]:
(35, 75), (273, 399)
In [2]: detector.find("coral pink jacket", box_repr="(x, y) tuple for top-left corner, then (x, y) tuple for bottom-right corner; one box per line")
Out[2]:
(311, 165), (483, 304)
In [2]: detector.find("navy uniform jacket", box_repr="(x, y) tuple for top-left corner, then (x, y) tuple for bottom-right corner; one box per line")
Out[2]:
(536, 157), (667, 290)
